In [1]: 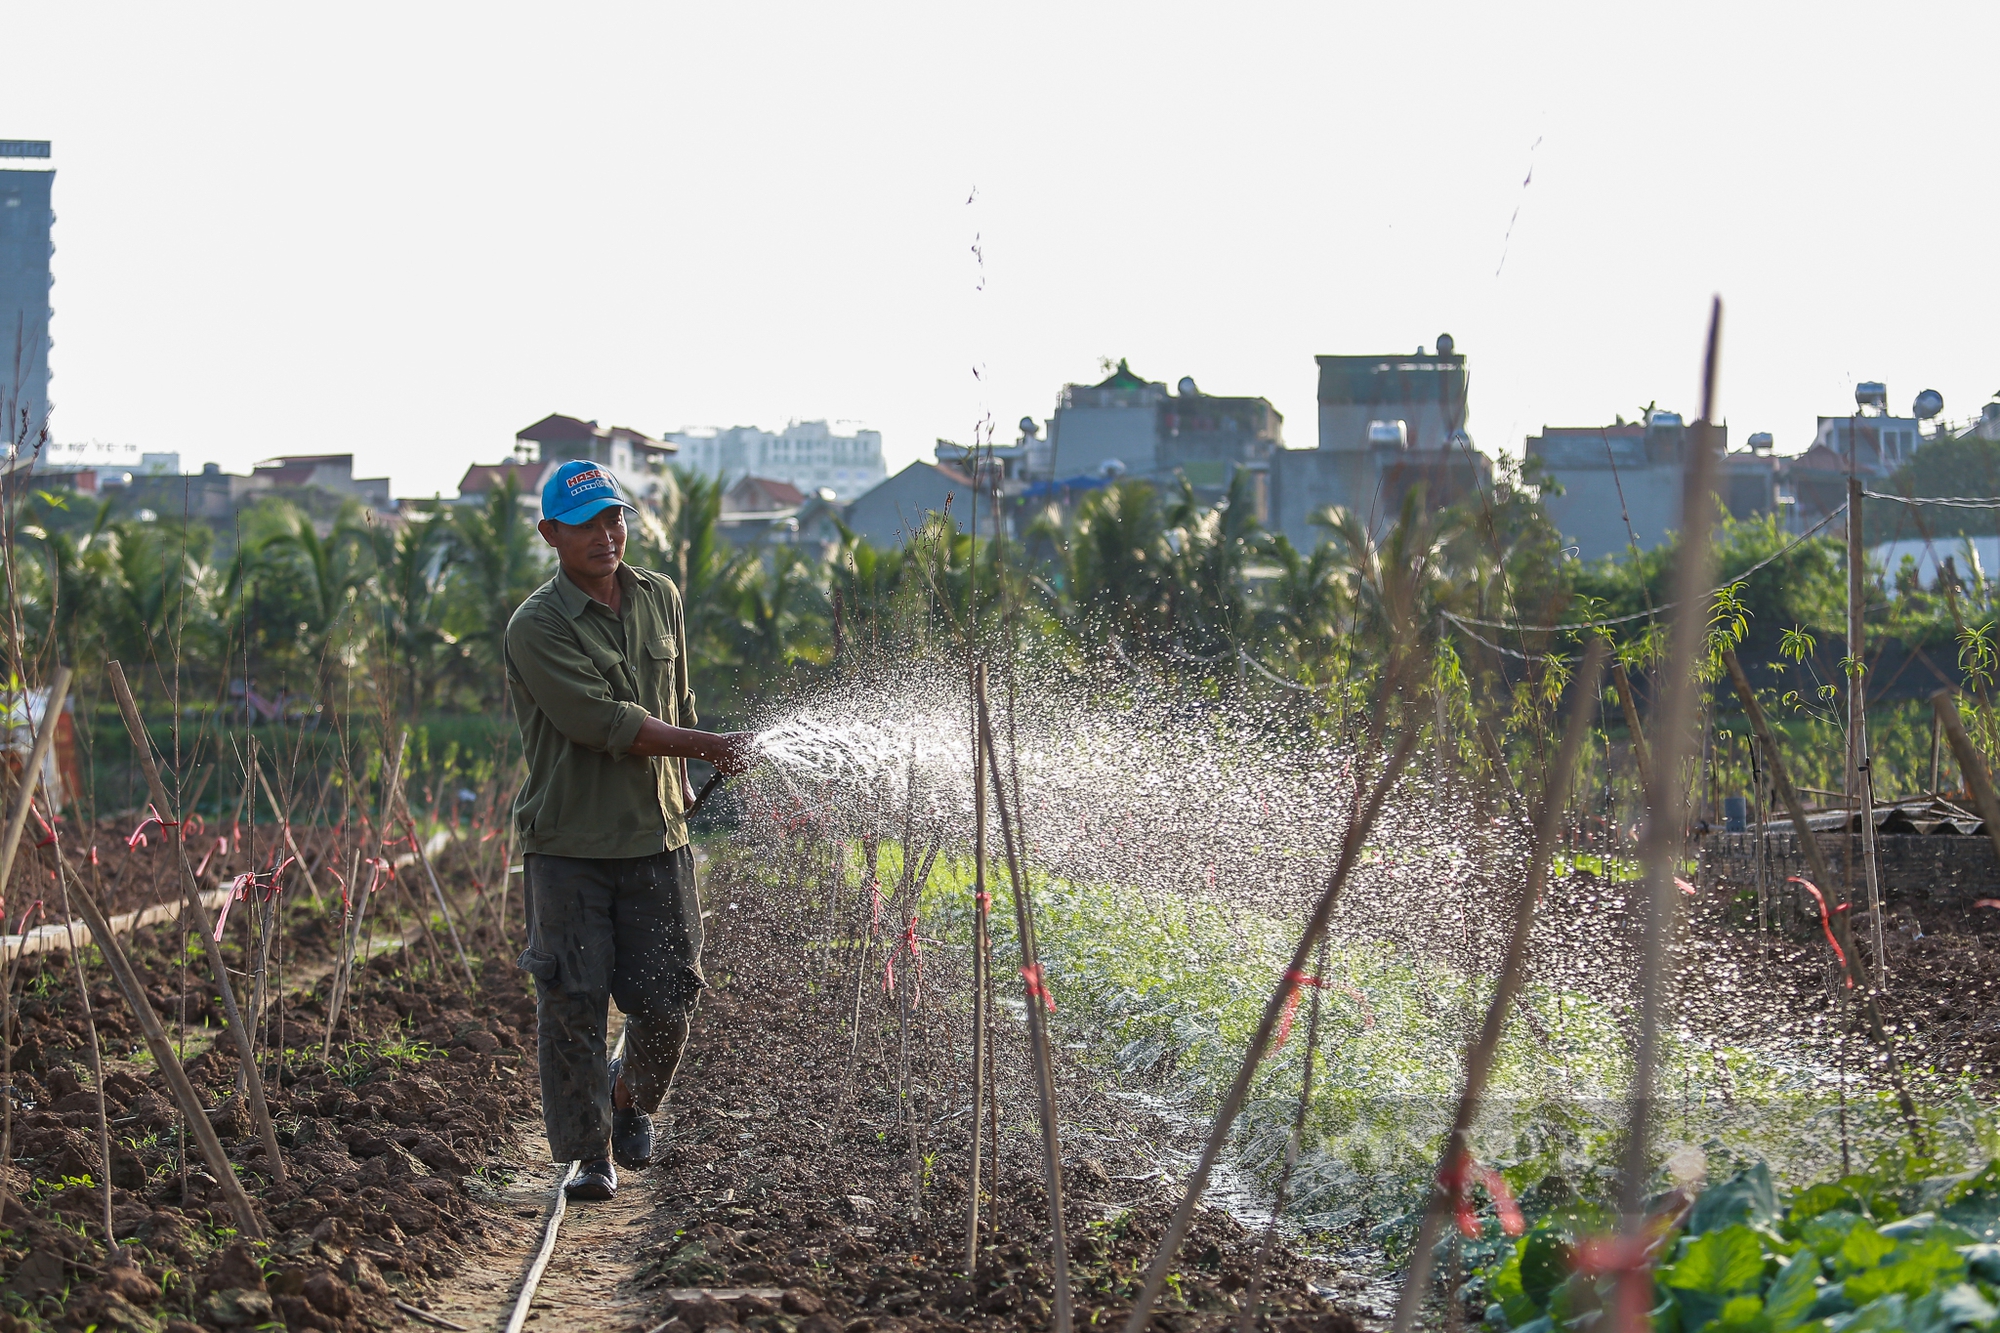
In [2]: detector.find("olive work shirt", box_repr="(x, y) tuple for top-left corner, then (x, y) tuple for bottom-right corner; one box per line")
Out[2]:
(504, 562), (698, 859)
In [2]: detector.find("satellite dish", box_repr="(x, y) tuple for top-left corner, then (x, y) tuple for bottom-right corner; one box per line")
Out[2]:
(1100, 459), (1127, 479)
(1435, 333), (1456, 357)
(1018, 416), (1039, 437)
(1177, 376), (1199, 397)
(1913, 389), (1944, 420)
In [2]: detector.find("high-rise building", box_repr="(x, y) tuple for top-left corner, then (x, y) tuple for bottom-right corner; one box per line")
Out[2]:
(0, 140), (54, 447)
(664, 421), (886, 502)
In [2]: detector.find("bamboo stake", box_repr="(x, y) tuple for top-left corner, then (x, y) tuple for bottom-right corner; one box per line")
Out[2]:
(977, 678), (1072, 1333)
(402, 817), (476, 987)
(46, 796), (121, 1256)
(1122, 706), (1424, 1333)
(1392, 640), (1607, 1332)
(1722, 647), (1923, 1146)
(256, 761), (324, 911)
(106, 660), (288, 1187)
(1933, 689), (2000, 868)
(323, 847), (370, 1060)
(1608, 303), (1722, 1333)
(0, 666), (70, 896)
(41, 804), (268, 1232)
(965, 661), (992, 1271)
(1610, 660), (1651, 788)
(0, 667), (71, 1227)
(1846, 475), (1887, 989)
(1237, 936), (1331, 1333)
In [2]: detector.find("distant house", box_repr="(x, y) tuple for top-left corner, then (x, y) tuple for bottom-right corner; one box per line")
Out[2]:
(843, 461), (973, 548)
(515, 414), (675, 500)
(722, 475), (807, 516)
(1526, 416), (1758, 561)
(245, 454), (393, 510)
(454, 460), (549, 508)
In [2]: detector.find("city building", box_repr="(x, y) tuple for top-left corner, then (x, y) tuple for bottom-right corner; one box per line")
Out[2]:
(1526, 415), (1754, 560)
(843, 460), (974, 549)
(1044, 361), (1281, 510)
(1268, 336), (1493, 549)
(933, 416), (1052, 493)
(665, 421), (885, 502)
(0, 140), (54, 444)
(31, 441), (179, 494)
(515, 413), (676, 501)
(245, 454), (393, 509)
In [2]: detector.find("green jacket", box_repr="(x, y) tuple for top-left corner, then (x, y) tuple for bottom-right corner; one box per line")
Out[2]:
(505, 563), (697, 858)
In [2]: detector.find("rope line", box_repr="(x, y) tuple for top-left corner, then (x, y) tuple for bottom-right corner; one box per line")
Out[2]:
(1863, 490), (2000, 510)
(1444, 502), (1849, 634)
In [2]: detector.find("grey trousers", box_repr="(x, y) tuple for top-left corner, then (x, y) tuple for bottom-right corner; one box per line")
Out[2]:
(516, 845), (704, 1163)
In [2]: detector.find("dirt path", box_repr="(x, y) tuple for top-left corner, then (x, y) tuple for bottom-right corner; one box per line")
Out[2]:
(412, 862), (1365, 1333)
(420, 1014), (673, 1333)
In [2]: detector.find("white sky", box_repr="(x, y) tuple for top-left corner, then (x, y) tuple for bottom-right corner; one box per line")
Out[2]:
(5, 3), (1997, 499)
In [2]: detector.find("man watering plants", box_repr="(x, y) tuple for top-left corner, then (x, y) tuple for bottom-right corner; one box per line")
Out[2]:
(506, 460), (755, 1202)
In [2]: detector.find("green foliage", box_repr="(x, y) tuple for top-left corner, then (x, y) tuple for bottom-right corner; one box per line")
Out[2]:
(1475, 1159), (2000, 1332)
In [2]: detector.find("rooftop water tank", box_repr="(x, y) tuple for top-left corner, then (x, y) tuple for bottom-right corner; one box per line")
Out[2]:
(1856, 381), (1888, 411)
(1747, 432), (1774, 452)
(1368, 420), (1409, 449)
(1177, 376), (1199, 397)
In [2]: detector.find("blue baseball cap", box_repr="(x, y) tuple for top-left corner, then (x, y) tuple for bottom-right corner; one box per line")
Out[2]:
(540, 460), (636, 525)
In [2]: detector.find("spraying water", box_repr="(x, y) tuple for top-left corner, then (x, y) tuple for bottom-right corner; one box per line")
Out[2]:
(726, 653), (1979, 1246)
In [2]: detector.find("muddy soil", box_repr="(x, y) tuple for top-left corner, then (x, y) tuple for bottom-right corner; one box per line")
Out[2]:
(1, 843), (540, 1333)
(512, 855), (1365, 1333)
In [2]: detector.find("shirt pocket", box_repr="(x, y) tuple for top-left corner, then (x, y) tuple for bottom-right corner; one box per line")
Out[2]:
(645, 634), (678, 720)
(584, 641), (635, 701)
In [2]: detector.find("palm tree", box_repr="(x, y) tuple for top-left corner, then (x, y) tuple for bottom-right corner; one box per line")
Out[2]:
(725, 548), (827, 711)
(360, 507), (456, 721)
(1163, 466), (1267, 659)
(234, 498), (372, 714)
(446, 476), (547, 707)
(1068, 479), (1172, 652)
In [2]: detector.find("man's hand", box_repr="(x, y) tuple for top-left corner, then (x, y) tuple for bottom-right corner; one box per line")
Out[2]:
(629, 718), (760, 775)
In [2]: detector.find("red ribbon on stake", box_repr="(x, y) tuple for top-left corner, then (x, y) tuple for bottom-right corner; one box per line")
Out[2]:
(1273, 968), (1323, 1051)
(1787, 876), (1851, 983)
(1020, 963), (1055, 1013)
(126, 804), (178, 849)
(1436, 1150), (1526, 1239)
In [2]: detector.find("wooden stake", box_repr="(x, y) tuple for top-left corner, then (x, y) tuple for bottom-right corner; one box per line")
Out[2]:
(106, 661), (288, 1187)
(1392, 641), (1607, 1331)
(1722, 647), (1923, 1146)
(965, 662), (991, 1271)
(977, 675), (1072, 1333)
(256, 760), (325, 911)
(1611, 301), (1723, 1331)
(1933, 690), (2000, 866)
(1121, 704), (1424, 1333)
(26, 724), (268, 1239)
(1846, 475), (1887, 988)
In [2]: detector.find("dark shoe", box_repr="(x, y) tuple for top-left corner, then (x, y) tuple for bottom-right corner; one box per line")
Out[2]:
(613, 1106), (654, 1170)
(565, 1158), (617, 1201)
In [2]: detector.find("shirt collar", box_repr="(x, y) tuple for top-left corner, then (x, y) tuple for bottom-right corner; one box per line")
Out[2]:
(553, 563), (635, 619)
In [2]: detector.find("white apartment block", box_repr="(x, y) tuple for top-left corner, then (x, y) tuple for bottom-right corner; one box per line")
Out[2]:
(664, 420), (886, 502)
